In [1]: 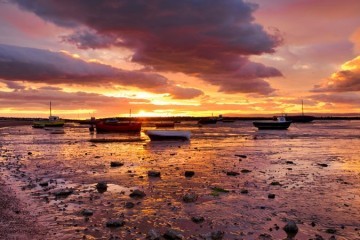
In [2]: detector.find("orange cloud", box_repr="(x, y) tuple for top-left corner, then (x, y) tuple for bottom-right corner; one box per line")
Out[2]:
(313, 56), (360, 92)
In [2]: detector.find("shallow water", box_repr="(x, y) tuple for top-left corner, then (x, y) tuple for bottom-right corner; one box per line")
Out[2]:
(0, 120), (359, 239)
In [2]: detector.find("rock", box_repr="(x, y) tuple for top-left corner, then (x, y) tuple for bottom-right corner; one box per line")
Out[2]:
(191, 216), (205, 223)
(240, 189), (249, 194)
(317, 163), (328, 167)
(325, 228), (336, 234)
(163, 229), (184, 240)
(148, 170), (161, 177)
(147, 229), (161, 240)
(105, 219), (125, 228)
(226, 171), (239, 176)
(81, 209), (93, 216)
(27, 152), (32, 155)
(314, 234), (325, 240)
(258, 233), (272, 240)
(270, 181), (281, 186)
(129, 189), (146, 198)
(185, 171), (195, 177)
(182, 192), (198, 203)
(235, 154), (247, 158)
(241, 169), (251, 173)
(286, 161), (294, 164)
(96, 182), (108, 193)
(54, 188), (74, 197)
(124, 202), (135, 209)
(268, 193), (276, 199)
(110, 161), (124, 167)
(39, 181), (49, 187)
(200, 230), (225, 240)
(283, 220), (299, 237)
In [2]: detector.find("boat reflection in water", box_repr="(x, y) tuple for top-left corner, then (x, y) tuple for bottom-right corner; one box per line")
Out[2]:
(253, 116), (292, 130)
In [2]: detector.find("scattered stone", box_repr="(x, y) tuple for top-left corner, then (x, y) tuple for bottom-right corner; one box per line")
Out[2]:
(54, 188), (74, 197)
(96, 182), (108, 193)
(283, 220), (299, 237)
(241, 169), (251, 173)
(240, 189), (249, 194)
(325, 228), (336, 234)
(268, 193), (276, 199)
(226, 171), (239, 176)
(148, 170), (161, 177)
(81, 209), (93, 216)
(286, 161), (294, 164)
(317, 163), (328, 167)
(110, 161), (124, 167)
(124, 202), (135, 209)
(258, 233), (272, 240)
(147, 229), (161, 240)
(235, 154), (247, 158)
(314, 234), (325, 240)
(200, 230), (225, 240)
(184, 171), (195, 177)
(182, 192), (198, 203)
(105, 219), (125, 228)
(270, 181), (281, 186)
(27, 152), (32, 155)
(39, 181), (49, 187)
(129, 189), (146, 198)
(311, 222), (316, 227)
(163, 229), (184, 240)
(191, 216), (205, 223)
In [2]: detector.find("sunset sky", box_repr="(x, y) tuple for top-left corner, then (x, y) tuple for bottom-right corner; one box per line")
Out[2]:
(0, 0), (359, 118)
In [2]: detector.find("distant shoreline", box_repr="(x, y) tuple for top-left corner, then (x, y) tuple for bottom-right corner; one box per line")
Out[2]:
(1, 116), (360, 126)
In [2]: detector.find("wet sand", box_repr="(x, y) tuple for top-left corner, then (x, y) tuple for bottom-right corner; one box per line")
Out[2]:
(0, 121), (360, 239)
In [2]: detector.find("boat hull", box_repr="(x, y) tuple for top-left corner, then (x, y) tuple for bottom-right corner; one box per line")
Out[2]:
(198, 119), (217, 124)
(95, 121), (141, 133)
(155, 123), (175, 128)
(253, 121), (292, 130)
(145, 130), (191, 141)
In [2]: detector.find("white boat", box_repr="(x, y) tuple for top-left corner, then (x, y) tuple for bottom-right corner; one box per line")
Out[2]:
(145, 130), (191, 141)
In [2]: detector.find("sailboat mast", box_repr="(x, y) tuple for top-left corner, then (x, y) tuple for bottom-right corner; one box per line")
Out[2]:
(50, 101), (52, 117)
(301, 100), (304, 116)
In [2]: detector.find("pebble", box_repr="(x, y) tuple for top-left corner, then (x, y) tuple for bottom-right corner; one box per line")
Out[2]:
(54, 188), (74, 197)
(283, 220), (298, 236)
(182, 192), (198, 203)
(268, 193), (276, 199)
(110, 161), (124, 167)
(124, 202), (135, 209)
(184, 171), (195, 177)
(226, 171), (239, 176)
(81, 209), (93, 217)
(163, 229), (184, 240)
(105, 219), (125, 228)
(200, 230), (225, 240)
(148, 170), (161, 177)
(129, 189), (146, 198)
(147, 229), (161, 240)
(191, 216), (204, 223)
(96, 182), (108, 193)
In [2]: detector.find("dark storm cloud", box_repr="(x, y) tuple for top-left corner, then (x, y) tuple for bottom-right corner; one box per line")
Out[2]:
(12, 0), (283, 95)
(0, 44), (203, 98)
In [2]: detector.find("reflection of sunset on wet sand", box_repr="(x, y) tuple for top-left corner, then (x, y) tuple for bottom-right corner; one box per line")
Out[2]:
(1, 120), (359, 239)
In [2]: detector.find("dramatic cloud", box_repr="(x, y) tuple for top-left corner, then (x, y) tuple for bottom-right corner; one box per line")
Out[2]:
(313, 56), (360, 92)
(0, 44), (203, 99)
(11, 0), (283, 94)
(310, 93), (360, 106)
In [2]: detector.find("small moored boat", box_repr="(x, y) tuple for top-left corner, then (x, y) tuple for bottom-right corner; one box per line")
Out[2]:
(253, 116), (292, 130)
(95, 119), (141, 133)
(155, 122), (175, 128)
(145, 130), (191, 141)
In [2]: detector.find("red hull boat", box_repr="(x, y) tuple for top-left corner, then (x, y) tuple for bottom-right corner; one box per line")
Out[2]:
(95, 120), (141, 133)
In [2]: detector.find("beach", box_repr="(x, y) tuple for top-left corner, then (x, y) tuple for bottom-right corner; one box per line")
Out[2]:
(0, 120), (359, 239)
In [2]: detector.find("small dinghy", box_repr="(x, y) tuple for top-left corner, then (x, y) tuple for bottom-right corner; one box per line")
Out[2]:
(145, 130), (191, 141)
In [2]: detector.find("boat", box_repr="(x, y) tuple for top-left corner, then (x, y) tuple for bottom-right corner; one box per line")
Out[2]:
(95, 119), (141, 133)
(273, 101), (315, 123)
(145, 130), (191, 141)
(253, 116), (292, 130)
(32, 102), (65, 128)
(155, 122), (175, 128)
(198, 118), (217, 125)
